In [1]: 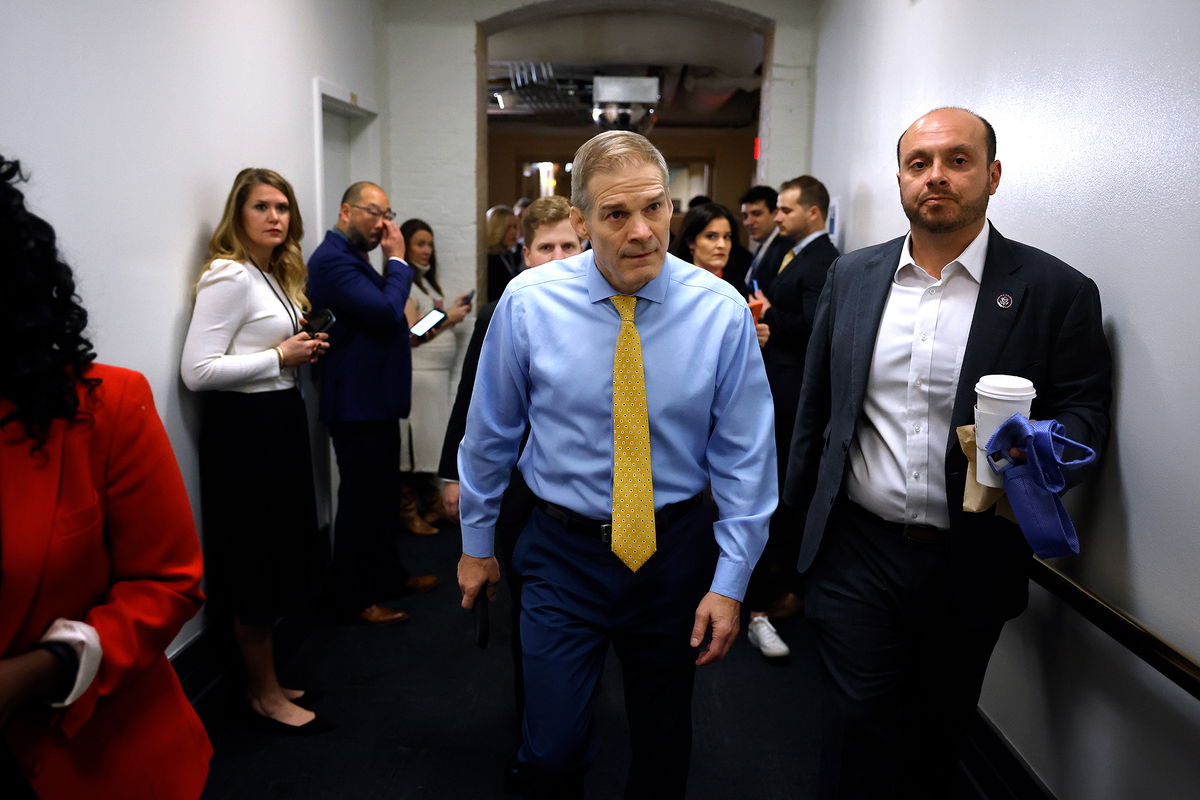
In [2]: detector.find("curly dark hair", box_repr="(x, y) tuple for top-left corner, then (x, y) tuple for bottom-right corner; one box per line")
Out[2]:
(0, 156), (98, 450)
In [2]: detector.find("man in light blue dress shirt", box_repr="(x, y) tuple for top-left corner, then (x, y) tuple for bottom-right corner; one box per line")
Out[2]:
(456, 132), (777, 799)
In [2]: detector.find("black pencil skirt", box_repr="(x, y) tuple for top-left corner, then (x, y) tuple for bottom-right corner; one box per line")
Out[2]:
(198, 387), (329, 626)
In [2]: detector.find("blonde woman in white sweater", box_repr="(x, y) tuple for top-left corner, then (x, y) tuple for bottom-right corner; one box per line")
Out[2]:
(182, 168), (331, 734)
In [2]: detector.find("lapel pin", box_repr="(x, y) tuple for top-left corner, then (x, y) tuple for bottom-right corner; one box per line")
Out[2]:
(996, 293), (1013, 309)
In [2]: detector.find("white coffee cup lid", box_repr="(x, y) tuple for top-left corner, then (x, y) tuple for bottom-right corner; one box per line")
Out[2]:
(975, 374), (1036, 399)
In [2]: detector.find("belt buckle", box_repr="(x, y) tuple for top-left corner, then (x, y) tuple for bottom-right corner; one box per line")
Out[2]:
(601, 523), (611, 545)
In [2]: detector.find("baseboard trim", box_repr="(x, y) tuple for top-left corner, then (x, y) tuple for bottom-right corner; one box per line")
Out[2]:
(959, 709), (1056, 800)
(170, 621), (239, 725)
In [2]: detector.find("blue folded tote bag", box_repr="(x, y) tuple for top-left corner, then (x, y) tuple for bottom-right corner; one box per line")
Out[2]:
(984, 415), (1095, 558)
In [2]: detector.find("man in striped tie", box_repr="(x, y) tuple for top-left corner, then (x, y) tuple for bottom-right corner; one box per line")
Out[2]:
(456, 131), (777, 799)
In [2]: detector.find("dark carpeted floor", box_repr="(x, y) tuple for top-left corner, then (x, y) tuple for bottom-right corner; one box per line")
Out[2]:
(199, 520), (820, 799)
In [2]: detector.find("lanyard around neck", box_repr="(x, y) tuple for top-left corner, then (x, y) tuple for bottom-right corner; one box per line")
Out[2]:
(253, 263), (299, 336)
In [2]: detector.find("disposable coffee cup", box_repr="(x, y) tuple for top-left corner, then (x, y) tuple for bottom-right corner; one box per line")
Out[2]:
(974, 375), (1036, 488)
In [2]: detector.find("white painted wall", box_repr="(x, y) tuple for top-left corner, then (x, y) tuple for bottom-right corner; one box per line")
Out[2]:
(11, 2), (1186, 791)
(0, 0), (384, 650)
(809, 1), (1200, 796)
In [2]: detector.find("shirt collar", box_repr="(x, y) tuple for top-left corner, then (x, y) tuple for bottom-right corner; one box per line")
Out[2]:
(793, 229), (829, 254)
(895, 221), (991, 284)
(585, 249), (672, 305)
(756, 227), (779, 250)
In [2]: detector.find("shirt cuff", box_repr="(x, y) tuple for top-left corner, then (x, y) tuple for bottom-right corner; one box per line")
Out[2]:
(40, 618), (102, 708)
(460, 524), (496, 558)
(709, 556), (752, 603)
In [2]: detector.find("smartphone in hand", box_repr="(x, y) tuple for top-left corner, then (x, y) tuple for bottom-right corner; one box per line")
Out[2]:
(302, 308), (336, 335)
(410, 307), (447, 337)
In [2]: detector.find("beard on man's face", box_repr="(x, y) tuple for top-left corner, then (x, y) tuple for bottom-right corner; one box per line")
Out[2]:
(346, 227), (380, 253)
(902, 187), (990, 235)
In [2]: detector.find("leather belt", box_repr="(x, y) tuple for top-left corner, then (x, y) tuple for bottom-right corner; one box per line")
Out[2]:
(845, 500), (950, 545)
(537, 494), (704, 545)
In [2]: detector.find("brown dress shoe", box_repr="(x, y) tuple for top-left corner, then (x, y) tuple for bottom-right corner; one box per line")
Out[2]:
(359, 605), (409, 625)
(404, 575), (439, 593)
(400, 485), (440, 535)
(405, 516), (440, 535)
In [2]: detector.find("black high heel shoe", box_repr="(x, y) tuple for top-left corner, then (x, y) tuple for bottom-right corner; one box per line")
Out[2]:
(292, 690), (324, 709)
(245, 705), (335, 736)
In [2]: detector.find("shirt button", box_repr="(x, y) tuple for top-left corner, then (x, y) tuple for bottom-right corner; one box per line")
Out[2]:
(912, 471), (920, 479)
(915, 378), (922, 387)
(911, 512), (919, 520)
(920, 333), (928, 342)
(914, 424), (921, 433)
(928, 288), (938, 294)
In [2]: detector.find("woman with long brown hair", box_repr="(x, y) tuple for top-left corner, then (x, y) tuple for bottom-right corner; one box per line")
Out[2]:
(181, 168), (331, 734)
(397, 218), (471, 532)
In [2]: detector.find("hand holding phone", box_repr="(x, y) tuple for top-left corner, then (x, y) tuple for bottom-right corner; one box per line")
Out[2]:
(302, 308), (336, 336)
(410, 307), (447, 337)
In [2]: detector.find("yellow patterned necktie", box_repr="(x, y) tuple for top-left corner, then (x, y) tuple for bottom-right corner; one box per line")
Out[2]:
(609, 295), (655, 571)
(777, 248), (796, 274)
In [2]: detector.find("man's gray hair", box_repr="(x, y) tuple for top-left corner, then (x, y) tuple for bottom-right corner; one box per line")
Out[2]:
(570, 131), (669, 215)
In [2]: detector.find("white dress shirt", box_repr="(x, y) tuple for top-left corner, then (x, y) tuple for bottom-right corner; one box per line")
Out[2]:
(746, 227), (781, 287)
(751, 227), (779, 257)
(845, 223), (990, 529)
(790, 228), (830, 258)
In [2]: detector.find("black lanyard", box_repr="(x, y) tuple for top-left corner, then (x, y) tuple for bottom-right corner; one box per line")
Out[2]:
(254, 263), (299, 336)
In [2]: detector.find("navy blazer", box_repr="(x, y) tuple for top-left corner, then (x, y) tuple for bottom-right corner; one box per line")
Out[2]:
(307, 230), (414, 423)
(752, 234), (797, 295)
(785, 225), (1112, 621)
(762, 232), (840, 416)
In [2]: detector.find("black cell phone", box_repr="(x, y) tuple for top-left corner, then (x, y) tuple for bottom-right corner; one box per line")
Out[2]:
(462, 290), (476, 305)
(410, 307), (447, 336)
(302, 308), (336, 335)
(473, 590), (490, 649)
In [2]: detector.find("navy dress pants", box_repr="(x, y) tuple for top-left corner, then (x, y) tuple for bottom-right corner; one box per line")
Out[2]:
(805, 501), (1005, 800)
(513, 500), (717, 800)
(328, 420), (406, 612)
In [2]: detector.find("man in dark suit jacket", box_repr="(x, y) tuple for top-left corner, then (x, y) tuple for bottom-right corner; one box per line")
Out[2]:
(740, 185), (793, 294)
(751, 233), (795, 296)
(785, 108), (1112, 798)
(308, 181), (433, 625)
(744, 175), (840, 657)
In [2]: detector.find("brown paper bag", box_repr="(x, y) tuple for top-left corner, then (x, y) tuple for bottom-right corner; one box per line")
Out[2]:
(956, 424), (1016, 522)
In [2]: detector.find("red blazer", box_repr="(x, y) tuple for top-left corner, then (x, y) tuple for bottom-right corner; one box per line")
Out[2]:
(1, 365), (211, 799)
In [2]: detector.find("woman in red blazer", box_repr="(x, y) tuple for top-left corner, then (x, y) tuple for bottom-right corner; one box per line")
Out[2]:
(0, 157), (211, 798)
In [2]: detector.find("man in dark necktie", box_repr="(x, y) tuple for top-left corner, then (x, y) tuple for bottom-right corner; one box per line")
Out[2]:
(741, 184), (794, 292)
(745, 175), (840, 658)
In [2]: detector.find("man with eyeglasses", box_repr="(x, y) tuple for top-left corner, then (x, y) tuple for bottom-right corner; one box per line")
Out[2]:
(308, 181), (439, 626)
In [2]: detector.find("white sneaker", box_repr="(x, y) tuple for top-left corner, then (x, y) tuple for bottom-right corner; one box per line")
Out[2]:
(747, 616), (790, 658)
